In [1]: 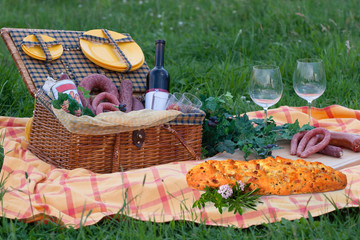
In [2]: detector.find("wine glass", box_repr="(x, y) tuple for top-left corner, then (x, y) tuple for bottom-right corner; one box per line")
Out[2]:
(249, 65), (283, 125)
(293, 58), (326, 125)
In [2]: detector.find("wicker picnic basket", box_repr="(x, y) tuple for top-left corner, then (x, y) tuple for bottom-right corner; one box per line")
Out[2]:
(1, 27), (205, 173)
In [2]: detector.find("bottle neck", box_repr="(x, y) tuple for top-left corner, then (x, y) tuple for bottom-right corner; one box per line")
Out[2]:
(155, 42), (165, 67)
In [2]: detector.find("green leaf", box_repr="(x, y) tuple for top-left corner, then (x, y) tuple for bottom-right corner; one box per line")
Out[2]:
(51, 92), (94, 117)
(51, 92), (69, 109)
(192, 183), (262, 215)
(216, 140), (236, 154)
(205, 97), (218, 113)
(202, 93), (316, 160)
(68, 99), (80, 115)
(83, 107), (95, 117)
(78, 86), (91, 99)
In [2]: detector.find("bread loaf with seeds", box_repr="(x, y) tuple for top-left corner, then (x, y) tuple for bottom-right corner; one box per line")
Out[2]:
(186, 156), (347, 195)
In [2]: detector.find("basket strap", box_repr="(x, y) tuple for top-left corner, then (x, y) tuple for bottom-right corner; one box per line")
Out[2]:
(161, 124), (200, 161)
(80, 29), (134, 72)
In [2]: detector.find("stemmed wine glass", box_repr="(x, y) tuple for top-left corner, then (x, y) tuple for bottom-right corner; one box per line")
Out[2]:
(249, 65), (283, 125)
(293, 58), (326, 125)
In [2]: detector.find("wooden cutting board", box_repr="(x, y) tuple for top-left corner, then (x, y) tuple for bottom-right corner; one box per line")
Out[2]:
(207, 140), (360, 171)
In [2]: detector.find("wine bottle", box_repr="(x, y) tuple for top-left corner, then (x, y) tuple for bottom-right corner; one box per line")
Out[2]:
(145, 39), (170, 110)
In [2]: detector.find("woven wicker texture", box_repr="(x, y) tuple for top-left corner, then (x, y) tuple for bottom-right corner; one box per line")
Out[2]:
(28, 101), (203, 173)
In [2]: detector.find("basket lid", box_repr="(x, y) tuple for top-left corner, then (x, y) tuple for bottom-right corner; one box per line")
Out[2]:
(3, 28), (149, 94)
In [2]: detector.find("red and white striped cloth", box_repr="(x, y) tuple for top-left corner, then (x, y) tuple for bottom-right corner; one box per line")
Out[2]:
(0, 105), (359, 229)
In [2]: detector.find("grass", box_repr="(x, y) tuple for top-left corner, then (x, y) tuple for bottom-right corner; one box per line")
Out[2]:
(0, 0), (359, 238)
(0, 207), (358, 239)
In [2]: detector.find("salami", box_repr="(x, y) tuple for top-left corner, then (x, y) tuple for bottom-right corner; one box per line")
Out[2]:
(92, 92), (120, 110)
(329, 131), (360, 152)
(95, 102), (120, 115)
(79, 74), (119, 101)
(59, 73), (70, 80)
(132, 96), (144, 111)
(119, 80), (133, 113)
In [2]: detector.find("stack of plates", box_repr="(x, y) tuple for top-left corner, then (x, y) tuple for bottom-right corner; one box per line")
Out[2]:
(21, 34), (63, 61)
(79, 29), (144, 72)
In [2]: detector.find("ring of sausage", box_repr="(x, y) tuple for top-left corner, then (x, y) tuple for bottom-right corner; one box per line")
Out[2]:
(290, 131), (308, 155)
(92, 92), (120, 110)
(79, 74), (119, 101)
(95, 102), (120, 115)
(297, 128), (331, 158)
(298, 135), (319, 157)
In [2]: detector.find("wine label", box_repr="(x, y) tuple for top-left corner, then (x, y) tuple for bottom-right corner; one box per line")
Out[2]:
(145, 90), (169, 110)
(51, 79), (83, 106)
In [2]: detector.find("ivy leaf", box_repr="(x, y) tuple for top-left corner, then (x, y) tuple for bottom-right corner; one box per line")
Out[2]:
(216, 140), (236, 154)
(201, 93), (315, 160)
(78, 86), (91, 99)
(204, 97), (218, 113)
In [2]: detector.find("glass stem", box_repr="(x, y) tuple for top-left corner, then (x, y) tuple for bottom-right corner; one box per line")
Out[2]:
(307, 101), (312, 125)
(264, 107), (268, 126)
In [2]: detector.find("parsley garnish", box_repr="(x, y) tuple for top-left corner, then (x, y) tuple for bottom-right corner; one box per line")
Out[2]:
(193, 181), (262, 215)
(52, 92), (95, 117)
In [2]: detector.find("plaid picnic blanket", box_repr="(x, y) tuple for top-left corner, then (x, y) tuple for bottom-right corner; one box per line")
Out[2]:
(0, 105), (360, 229)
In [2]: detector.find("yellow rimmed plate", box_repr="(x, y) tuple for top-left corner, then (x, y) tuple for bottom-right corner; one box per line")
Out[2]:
(79, 29), (144, 72)
(82, 47), (145, 72)
(21, 34), (63, 61)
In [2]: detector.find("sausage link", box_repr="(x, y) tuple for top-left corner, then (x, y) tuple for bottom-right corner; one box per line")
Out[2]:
(78, 89), (95, 114)
(318, 145), (343, 158)
(92, 92), (120, 110)
(59, 73), (70, 80)
(290, 131), (308, 155)
(317, 131), (360, 152)
(329, 131), (360, 152)
(297, 128), (331, 158)
(299, 135), (320, 157)
(79, 74), (119, 100)
(95, 102), (120, 115)
(132, 96), (144, 111)
(119, 80), (133, 113)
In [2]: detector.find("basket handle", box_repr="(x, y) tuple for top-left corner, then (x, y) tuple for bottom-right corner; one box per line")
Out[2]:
(161, 124), (200, 161)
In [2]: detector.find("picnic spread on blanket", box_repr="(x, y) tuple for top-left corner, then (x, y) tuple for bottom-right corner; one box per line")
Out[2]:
(0, 28), (360, 229)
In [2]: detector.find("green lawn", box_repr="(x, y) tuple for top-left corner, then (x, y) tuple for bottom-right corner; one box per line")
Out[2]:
(0, 0), (360, 238)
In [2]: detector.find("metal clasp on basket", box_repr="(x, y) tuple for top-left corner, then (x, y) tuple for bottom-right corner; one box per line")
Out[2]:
(132, 129), (146, 149)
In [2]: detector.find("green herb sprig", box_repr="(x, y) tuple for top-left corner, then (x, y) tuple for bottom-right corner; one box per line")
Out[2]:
(202, 93), (314, 160)
(52, 92), (95, 117)
(193, 182), (262, 215)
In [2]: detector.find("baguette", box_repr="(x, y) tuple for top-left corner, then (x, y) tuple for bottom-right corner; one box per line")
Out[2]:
(186, 156), (347, 195)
